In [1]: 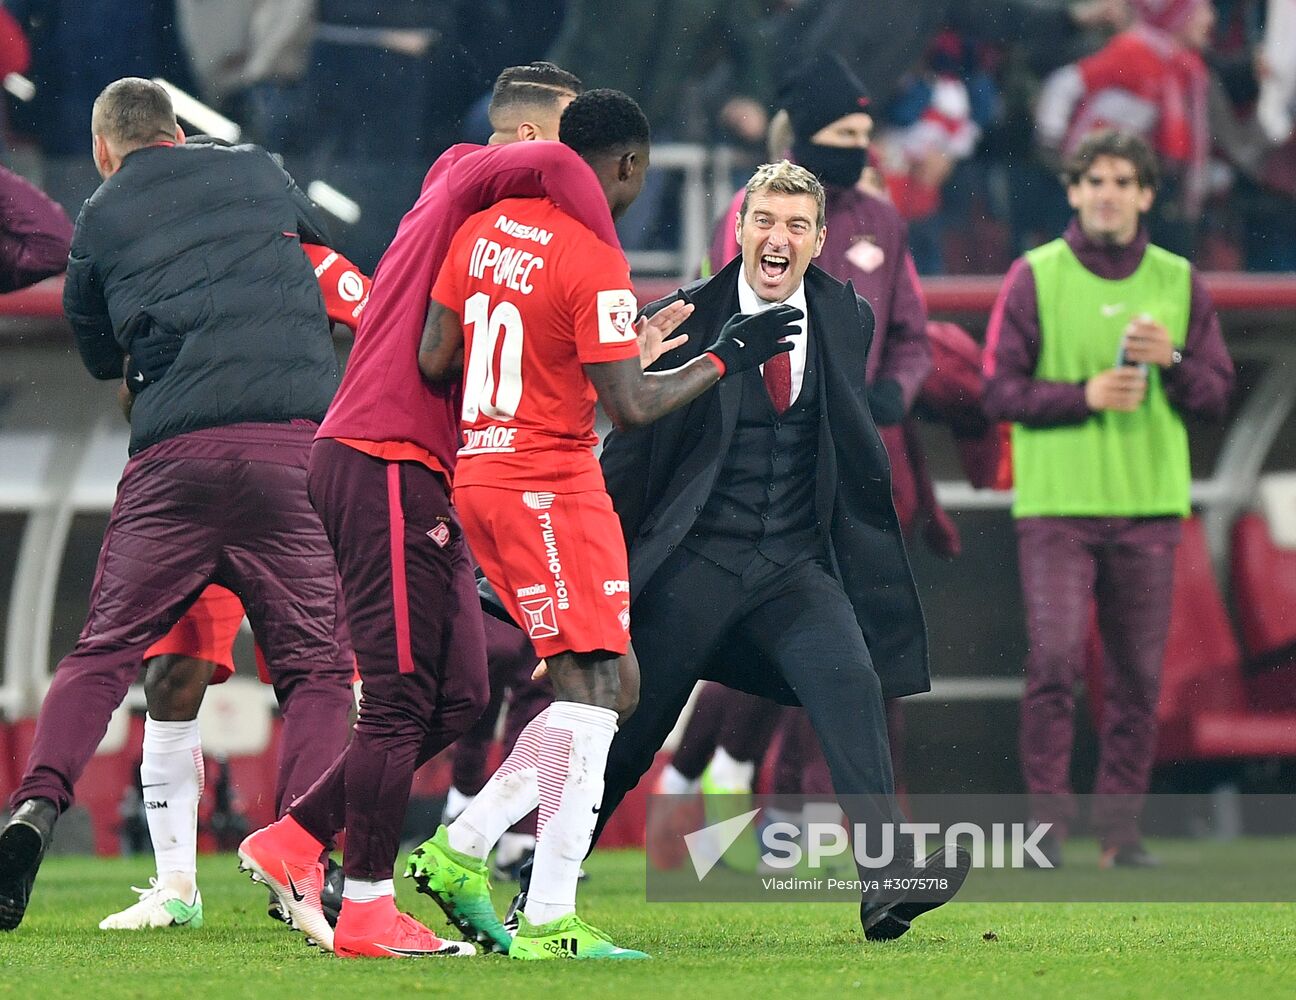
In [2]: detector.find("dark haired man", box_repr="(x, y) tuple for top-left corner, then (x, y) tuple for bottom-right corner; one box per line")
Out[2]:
(984, 129), (1234, 867)
(487, 61), (582, 144)
(410, 88), (799, 960)
(0, 77), (355, 931)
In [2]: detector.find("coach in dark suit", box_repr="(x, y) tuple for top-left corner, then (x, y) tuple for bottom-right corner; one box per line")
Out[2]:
(592, 161), (960, 939)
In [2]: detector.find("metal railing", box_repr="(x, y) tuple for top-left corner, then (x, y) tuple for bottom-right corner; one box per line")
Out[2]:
(623, 143), (744, 278)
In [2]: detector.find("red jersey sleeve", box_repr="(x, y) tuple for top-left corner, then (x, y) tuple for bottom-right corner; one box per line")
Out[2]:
(562, 234), (641, 366)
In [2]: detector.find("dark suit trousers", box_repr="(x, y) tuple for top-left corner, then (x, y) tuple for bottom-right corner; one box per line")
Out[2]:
(595, 547), (899, 847)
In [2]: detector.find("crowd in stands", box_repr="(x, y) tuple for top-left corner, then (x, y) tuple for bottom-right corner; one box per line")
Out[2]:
(0, 0), (1292, 275)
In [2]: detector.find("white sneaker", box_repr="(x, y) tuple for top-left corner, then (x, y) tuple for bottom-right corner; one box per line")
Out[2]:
(98, 879), (204, 930)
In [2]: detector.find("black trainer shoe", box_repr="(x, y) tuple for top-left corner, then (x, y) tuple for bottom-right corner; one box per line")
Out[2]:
(503, 855), (533, 934)
(0, 798), (58, 931)
(1100, 843), (1160, 869)
(502, 888), (526, 936)
(321, 857), (343, 925)
(860, 846), (973, 942)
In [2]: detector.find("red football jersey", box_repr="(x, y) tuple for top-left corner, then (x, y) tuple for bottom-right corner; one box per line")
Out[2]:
(432, 197), (640, 492)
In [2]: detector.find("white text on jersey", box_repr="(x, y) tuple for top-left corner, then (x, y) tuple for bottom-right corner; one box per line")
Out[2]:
(462, 425), (519, 454)
(470, 237), (545, 295)
(494, 214), (555, 245)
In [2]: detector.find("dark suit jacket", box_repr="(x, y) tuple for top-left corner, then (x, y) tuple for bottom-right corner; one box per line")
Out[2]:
(601, 256), (929, 701)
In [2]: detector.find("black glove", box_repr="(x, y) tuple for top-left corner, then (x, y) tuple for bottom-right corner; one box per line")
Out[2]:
(705, 303), (802, 377)
(122, 312), (183, 393)
(867, 378), (906, 426)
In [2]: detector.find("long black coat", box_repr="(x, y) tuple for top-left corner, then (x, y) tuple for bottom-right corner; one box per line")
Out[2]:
(601, 255), (929, 700)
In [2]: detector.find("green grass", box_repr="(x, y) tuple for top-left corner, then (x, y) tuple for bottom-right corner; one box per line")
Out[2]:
(3, 850), (1294, 999)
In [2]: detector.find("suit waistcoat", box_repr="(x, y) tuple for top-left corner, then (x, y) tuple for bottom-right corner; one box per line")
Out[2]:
(685, 328), (822, 573)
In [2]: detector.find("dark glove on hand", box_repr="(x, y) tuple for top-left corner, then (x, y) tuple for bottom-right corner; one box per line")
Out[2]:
(705, 303), (802, 376)
(123, 312), (183, 393)
(867, 378), (906, 426)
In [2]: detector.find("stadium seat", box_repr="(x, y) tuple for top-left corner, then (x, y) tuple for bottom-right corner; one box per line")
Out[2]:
(1155, 517), (1296, 761)
(1230, 511), (1296, 711)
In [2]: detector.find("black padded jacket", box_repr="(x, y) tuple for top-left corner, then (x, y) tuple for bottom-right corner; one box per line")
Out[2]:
(64, 141), (340, 455)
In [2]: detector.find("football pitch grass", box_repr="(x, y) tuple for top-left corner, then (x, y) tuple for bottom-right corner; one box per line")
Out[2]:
(5, 849), (1294, 999)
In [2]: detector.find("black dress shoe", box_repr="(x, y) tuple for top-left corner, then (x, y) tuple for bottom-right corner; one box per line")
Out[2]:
(861, 846), (973, 942)
(1100, 843), (1160, 869)
(0, 798), (58, 931)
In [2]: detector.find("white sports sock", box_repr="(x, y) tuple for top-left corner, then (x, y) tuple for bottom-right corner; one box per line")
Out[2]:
(342, 878), (394, 903)
(707, 746), (755, 792)
(524, 701), (617, 926)
(141, 717), (203, 897)
(442, 786), (474, 825)
(657, 764), (700, 796)
(448, 708), (548, 859)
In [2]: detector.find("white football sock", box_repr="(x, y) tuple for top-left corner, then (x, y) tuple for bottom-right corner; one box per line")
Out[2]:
(448, 708), (548, 859)
(524, 701), (617, 926)
(342, 877), (394, 903)
(707, 746), (755, 792)
(657, 764), (700, 796)
(141, 716), (203, 900)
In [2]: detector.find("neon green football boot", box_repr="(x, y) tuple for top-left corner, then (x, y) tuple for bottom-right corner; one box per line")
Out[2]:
(508, 911), (649, 960)
(404, 825), (511, 953)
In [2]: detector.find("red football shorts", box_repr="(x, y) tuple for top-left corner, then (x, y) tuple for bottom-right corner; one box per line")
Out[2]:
(144, 583), (248, 683)
(454, 485), (630, 658)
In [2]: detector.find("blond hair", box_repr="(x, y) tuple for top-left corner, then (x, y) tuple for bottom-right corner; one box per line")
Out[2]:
(738, 160), (826, 230)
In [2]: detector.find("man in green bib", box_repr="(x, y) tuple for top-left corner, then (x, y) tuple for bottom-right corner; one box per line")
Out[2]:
(984, 130), (1234, 868)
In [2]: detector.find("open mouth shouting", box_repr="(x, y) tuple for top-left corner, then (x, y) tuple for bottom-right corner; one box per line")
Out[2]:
(760, 252), (791, 280)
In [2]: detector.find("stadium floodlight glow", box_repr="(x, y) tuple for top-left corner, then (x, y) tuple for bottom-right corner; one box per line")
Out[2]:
(306, 181), (362, 225)
(3, 73), (34, 102)
(151, 78), (242, 143)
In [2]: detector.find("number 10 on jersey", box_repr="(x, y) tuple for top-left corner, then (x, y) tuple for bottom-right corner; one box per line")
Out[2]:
(461, 291), (524, 423)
